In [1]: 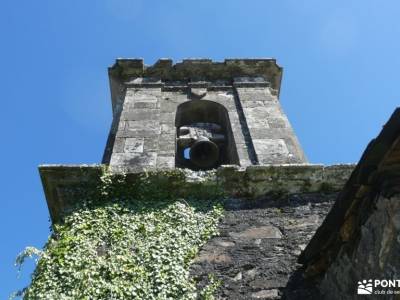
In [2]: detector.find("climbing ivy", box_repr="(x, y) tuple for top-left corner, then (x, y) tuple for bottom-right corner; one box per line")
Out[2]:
(15, 169), (224, 299)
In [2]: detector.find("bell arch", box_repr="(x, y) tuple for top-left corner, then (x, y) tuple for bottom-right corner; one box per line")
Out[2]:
(175, 100), (239, 170)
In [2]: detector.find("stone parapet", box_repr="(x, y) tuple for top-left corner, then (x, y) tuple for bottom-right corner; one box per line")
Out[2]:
(109, 58), (282, 96)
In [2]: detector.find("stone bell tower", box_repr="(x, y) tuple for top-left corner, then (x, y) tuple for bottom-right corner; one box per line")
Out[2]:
(102, 58), (306, 172)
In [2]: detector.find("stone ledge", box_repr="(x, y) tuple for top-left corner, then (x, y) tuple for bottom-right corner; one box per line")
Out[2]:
(39, 164), (355, 223)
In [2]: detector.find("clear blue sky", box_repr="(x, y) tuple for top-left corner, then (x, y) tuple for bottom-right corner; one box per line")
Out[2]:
(1, 0), (400, 298)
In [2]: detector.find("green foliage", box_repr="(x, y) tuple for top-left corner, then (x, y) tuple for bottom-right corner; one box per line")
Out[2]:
(15, 247), (43, 273)
(199, 275), (221, 300)
(16, 169), (224, 300)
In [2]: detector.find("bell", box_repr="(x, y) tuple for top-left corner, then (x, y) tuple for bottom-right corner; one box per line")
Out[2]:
(189, 137), (219, 169)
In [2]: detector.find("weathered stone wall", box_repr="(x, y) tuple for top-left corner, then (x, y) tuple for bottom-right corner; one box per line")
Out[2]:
(109, 86), (166, 170)
(39, 163), (353, 298)
(39, 164), (354, 223)
(318, 192), (400, 300)
(191, 193), (337, 300)
(103, 59), (307, 172)
(234, 83), (306, 165)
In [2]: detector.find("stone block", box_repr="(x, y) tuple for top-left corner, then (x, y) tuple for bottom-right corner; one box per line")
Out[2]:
(246, 164), (322, 181)
(229, 226), (282, 240)
(132, 94), (158, 102)
(116, 121), (161, 138)
(127, 120), (159, 131)
(249, 128), (292, 139)
(241, 100), (266, 108)
(124, 138), (144, 153)
(162, 92), (188, 103)
(159, 112), (175, 123)
(113, 137), (125, 153)
(124, 94), (158, 107)
(156, 156), (175, 169)
(143, 138), (159, 152)
(159, 100), (180, 113)
(258, 154), (290, 164)
(251, 289), (279, 299)
(248, 118), (270, 129)
(117, 129), (160, 138)
(121, 109), (160, 121)
(117, 120), (161, 137)
(234, 76), (267, 83)
(235, 87), (271, 101)
(118, 121), (126, 131)
(125, 77), (162, 85)
(133, 101), (158, 109)
(110, 152), (157, 167)
(132, 88), (162, 97)
(253, 139), (289, 156)
(157, 139), (175, 154)
(244, 106), (282, 120)
(268, 118), (287, 128)
(160, 123), (176, 134)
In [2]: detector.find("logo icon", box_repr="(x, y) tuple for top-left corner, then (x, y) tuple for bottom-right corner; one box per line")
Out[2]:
(358, 279), (373, 295)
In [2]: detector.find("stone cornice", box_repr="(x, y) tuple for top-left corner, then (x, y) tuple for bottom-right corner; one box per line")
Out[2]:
(108, 58), (283, 93)
(39, 164), (354, 223)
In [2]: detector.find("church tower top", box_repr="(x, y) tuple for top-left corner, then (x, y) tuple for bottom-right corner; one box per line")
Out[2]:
(103, 58), (307, 172)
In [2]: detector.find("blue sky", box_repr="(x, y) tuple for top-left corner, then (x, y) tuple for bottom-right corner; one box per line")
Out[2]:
(1, 0), (400, 297)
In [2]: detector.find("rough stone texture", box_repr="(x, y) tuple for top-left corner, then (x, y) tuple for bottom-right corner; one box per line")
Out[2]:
(103, 58), (307, 172)
(108, 58), (283, 96)
(234, 85), (306, 164)
(39, 164), (354, 223)
(218, 164), (354, 198)
(190, 193), (337, 299)
(319, 194), (400, 300)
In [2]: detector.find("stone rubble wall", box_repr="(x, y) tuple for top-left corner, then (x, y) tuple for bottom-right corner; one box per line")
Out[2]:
(191, 193), (337, 299)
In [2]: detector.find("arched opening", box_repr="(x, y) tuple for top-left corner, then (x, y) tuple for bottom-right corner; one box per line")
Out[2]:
(175, 100), (239, 170)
